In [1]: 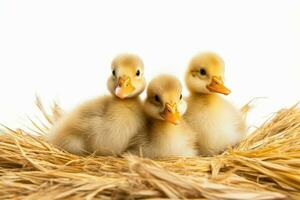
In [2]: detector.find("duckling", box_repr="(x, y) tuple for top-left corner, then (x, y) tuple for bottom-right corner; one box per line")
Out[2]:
(184, 52), (246, 156)
(49, 53), (147, 156)
(134, 75), (197, 159)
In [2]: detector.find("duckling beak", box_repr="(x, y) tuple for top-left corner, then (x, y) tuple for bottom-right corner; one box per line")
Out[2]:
(160, 103), (180, 125)
(115, 76), (136, 99)
(207, 76), (231, 95)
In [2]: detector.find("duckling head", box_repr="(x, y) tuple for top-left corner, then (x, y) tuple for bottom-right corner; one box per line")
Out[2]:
(144, 75), (187, 125)
(107, 53), (146, 99)
(185, 52), (231, 95)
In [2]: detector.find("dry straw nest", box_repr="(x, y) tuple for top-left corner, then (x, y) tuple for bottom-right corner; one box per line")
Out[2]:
(0, 98), (300, 200)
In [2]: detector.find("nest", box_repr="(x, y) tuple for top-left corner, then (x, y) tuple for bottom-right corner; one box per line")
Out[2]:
(0, 98), (300, 200)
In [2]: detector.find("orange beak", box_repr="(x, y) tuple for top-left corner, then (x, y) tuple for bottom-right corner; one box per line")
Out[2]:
(207, 76), (231, 95)
(115, 76), (135, 99)
(160, 103), (180, 125)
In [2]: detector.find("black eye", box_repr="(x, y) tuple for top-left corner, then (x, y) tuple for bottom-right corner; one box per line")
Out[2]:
(112, 70), (116, 76)
(199, 68), (206, 76)
(136, 70), (140, 76)
(154, 95), (160, 102)
(180, 94), (182, 100)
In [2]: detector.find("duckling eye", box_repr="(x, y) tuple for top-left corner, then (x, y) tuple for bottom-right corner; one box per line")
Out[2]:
(199, 68), (207, 76)
(112, 70), (116, 76)
(136, 70), (140, 76)
(154, 95), (160, 102)
(180, 94), (182, 100)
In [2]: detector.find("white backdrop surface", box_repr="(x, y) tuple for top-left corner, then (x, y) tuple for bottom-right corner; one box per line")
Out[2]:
(0, 0), (299, 129)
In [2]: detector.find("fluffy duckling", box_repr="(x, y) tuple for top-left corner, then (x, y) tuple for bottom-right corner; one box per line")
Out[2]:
(136, 75), (197, 159)
(49, 53), (147, 156)
(184, 52), (246, 156)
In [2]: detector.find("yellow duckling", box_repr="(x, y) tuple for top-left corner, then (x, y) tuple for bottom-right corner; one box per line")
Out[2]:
(135, 75), (197, 159)
(49, 53), (147, 156)
(184, 52), (246, 156)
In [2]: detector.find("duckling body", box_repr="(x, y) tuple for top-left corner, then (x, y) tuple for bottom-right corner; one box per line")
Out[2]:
(185, 93), (245, 155)
(135, 75), (197, 159)
(142, 119), (196, 158)
(49, 54), (147, 155)
(184, 52), (246, 156)
(49, 96), (145, 155)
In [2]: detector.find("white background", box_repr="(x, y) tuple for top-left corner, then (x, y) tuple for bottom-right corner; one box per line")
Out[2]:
(0, 0), (299, 130)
